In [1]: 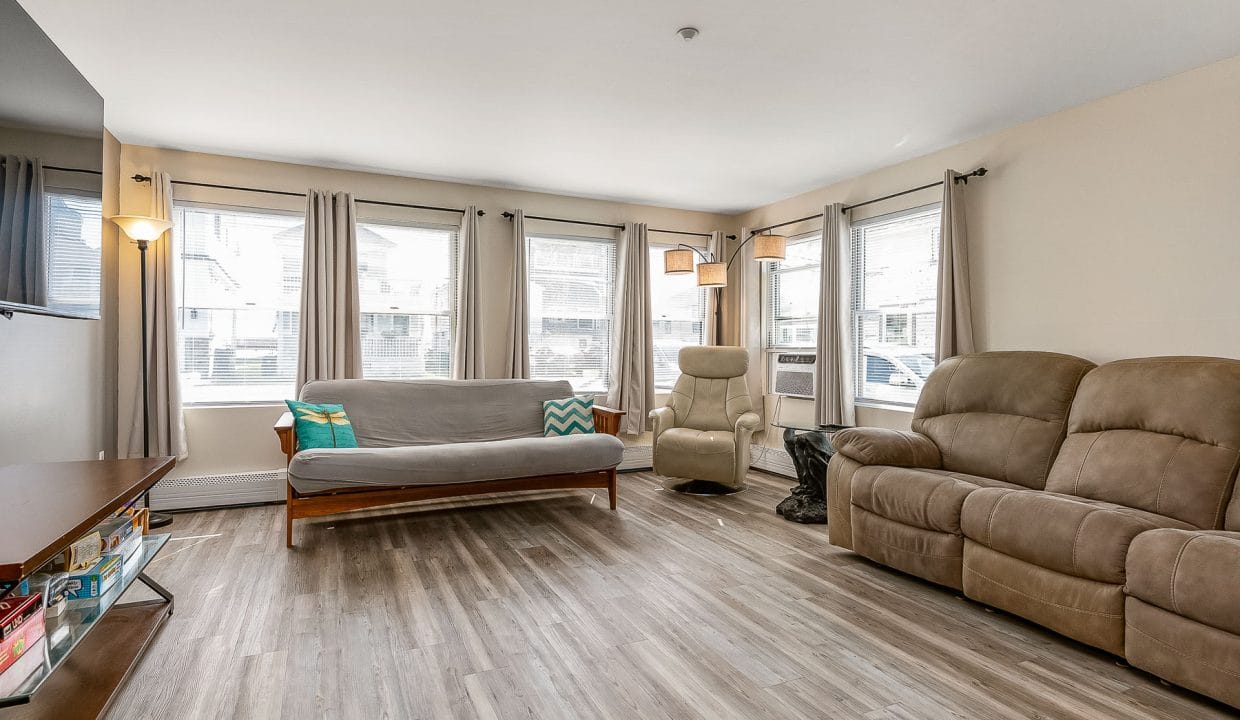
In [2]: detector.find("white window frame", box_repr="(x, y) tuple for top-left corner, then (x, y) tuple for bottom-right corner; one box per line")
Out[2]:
(649, 241), (710, 391)
(526, 232), (618, 394)
(355, 216), (459, 381)
(172, 201), (305, 407)
(762, 230), (822, 353)
(848, 203), (942, 410)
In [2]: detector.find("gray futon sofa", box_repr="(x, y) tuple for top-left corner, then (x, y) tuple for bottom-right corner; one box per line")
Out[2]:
(275, 379), (625, 546)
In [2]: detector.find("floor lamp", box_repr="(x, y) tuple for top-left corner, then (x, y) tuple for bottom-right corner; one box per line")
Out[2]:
(111, 215), (175, 529)
(662, 230), (788, 341)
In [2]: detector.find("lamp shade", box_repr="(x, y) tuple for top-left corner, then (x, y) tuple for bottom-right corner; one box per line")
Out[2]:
(753, 233), (787, 261)
(696, 261), (727, 288)
(663, 247), (695, 275)
(110, 215), (171, 242)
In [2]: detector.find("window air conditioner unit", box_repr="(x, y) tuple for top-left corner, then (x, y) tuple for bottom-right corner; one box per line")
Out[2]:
(772, 352), (815, 398)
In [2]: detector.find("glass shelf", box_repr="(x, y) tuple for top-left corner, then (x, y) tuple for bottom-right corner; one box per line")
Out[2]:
(0, 532), (171, 707)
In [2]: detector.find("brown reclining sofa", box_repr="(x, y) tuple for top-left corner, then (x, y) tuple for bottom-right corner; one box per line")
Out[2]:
(826, 352), (1240, 709)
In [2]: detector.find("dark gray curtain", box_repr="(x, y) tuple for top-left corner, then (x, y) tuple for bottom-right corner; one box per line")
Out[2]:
(0, 155), (46, 306)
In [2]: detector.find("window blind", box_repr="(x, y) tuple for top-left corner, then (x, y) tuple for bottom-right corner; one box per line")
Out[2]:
(44, 190), (102, 316)
(355, 221), (457, 380)
(849, 205), (942, 406)
(527, 234), (616, 393)
(763, 233), (822, 349)
(649, 244), (707, 389)
(174, 204), (304, 404)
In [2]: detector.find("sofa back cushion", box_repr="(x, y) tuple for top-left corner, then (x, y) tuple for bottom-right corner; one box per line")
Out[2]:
(912, 351), (1095, 489)
(300, 379), (574, 447)
(1045, 357), (1240, 529)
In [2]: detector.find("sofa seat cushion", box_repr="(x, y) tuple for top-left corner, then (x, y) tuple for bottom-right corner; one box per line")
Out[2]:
(961, 488), (1194, 584)
(851, 466), (1024, 535)
(1127, 529), (1240, 636)
(288, 433), (624, 495)
(656, 428), (735, 456)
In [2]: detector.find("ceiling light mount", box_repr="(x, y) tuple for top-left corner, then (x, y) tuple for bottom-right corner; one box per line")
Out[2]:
(676, 27), (699, 42)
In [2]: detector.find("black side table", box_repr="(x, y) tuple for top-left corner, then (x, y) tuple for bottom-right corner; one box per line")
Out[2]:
(773, 422), (850, 523)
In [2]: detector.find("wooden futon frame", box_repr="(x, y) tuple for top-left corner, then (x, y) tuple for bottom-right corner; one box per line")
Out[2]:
(275, 406), (625, 547)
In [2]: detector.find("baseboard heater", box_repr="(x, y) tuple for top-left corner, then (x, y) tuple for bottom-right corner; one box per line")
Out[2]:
(751, 446), (797, 478)
(148, 469), (286, 511)
(619, 445), (653, 471)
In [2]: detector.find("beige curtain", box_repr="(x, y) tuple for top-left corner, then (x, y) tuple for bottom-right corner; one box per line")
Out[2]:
(452, 206), (484, 379)
(503, 210), (530, 378)
(0, 155), (46, 306)
(733, 227), (763, 406)
(705, 230), (724, 345)
(296, 190), (362, 393)
(127, 172), (188, 459)
(607, 222), (654, 435)
(936, 170), (976, 360)
(815, 203), (855, 426)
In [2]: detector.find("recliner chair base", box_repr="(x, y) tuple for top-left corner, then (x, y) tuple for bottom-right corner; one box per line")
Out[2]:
(663, 478), (745, 495)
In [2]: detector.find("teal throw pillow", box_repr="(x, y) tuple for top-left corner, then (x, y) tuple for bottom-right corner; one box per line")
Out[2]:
(543, 396), (596, 436)
(286, 400), (359, 450)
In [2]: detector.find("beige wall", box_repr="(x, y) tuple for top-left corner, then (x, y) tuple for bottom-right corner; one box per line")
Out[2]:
(114, 53), (1240, 478)
(0, 127), (117, 465)
(734, 54), (1240, 444)
(116, 145), (735, 479)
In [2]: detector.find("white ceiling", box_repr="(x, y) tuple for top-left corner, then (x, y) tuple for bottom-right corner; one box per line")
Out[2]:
(16, 0), (1240, 213)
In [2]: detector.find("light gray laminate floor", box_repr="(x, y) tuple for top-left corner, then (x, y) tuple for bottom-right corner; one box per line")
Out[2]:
(106, 471), (1233, 719)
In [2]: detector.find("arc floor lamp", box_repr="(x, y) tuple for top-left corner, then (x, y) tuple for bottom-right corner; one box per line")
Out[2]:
(663, 231), (788, 341)
(110, 214), (175, 529)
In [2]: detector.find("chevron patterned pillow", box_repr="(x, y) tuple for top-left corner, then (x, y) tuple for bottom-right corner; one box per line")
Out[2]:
(543, 396), (596, 436)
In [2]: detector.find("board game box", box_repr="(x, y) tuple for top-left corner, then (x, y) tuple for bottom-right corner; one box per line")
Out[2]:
(0, 595), (41, 641)
(65, 555), (121, 601)
(0, 607), (44, 676)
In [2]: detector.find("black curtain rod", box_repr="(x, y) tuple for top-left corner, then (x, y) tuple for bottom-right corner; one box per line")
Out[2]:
(749, 167), (988, 235)
(501, 211), (735, 241)
(840, 168), (987, 214)
(0, 159), (103, 176)
(45, 165), (103, 176)
(131, 174), (484, 216)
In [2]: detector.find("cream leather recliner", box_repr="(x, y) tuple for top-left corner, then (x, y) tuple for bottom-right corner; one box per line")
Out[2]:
(649, 346), (761, 493)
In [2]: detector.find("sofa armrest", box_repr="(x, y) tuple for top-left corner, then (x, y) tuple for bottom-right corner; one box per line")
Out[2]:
(593, 405), (626, 436)
(649, 406), (675, 441)
(275, 412), (297, 465)
(832, 427), (941, 468)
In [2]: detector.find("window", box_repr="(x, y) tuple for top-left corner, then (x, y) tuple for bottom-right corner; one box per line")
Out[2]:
(174, 204), (304, 404)
(44, 190), (102, 317)
(356, 221), (456, 380)
(527, 234), (616, 393)
(764, 233), (821, 349)
(649, 244), (707, 389)
(850, 205), (941, 407)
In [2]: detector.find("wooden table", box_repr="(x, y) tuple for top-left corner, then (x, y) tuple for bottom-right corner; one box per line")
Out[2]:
(0, 458), (176, 720)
